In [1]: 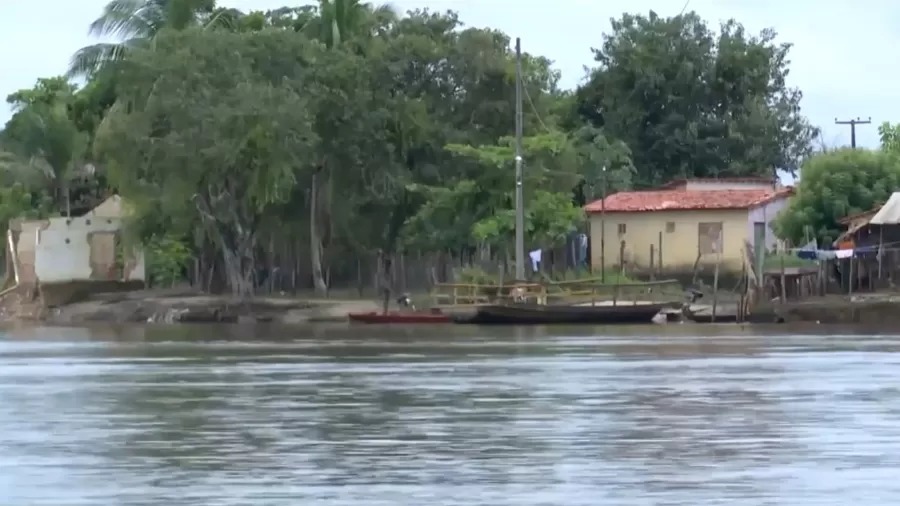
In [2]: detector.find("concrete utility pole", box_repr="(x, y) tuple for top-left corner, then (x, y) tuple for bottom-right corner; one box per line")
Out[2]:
(835, 117), (871, 149)
(514, 37), (525, 281)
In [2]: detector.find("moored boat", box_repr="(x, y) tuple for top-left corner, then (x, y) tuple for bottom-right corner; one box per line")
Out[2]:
(348, 310), (452, 324)
(453, 302), (673, 325)
(681, 304), (739, 324)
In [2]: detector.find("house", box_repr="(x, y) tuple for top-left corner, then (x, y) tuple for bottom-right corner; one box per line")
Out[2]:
(2, 195), (145, 307)
(833, 193), (900, 254)
(830, 193), (900, 291)
(583, 178), (794, 275)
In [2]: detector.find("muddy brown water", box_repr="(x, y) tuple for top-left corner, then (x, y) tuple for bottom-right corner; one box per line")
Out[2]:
(2, 323), (900, 505)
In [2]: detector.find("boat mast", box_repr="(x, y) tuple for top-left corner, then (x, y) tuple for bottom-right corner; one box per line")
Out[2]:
(514, 37), (525, 280)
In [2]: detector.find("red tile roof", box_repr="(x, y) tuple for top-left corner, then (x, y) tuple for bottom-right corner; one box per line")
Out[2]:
(657, 177), (776, 189)
(584, 187), (794, 213)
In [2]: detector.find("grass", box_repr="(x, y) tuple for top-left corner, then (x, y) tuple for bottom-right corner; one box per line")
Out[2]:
(762, 252), (817, 271)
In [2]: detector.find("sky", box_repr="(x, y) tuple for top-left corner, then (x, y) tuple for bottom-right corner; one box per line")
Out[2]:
(0, 0), (895, 150)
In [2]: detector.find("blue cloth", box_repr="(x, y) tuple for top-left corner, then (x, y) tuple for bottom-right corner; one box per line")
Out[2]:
(797, 249), (817, 260)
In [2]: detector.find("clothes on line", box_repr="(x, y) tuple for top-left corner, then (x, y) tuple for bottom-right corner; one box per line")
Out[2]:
(796, 248), (854, 260)
(529, 249), (542, 271)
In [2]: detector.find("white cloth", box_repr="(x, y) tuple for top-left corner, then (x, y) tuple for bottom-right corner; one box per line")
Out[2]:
(835, 249), (854, 259)
(529, 249), (542, 271)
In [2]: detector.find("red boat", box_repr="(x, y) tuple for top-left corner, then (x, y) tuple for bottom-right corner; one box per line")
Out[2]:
(347, 310), (451, 324)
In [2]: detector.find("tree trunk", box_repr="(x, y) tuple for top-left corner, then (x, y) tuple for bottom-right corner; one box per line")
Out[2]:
(378, 253), (393, 314)
(309, 172), (328, 294)
(221, 248), (251, 298)
(63, 179), (71, 218)
(193, 194), (258, 299)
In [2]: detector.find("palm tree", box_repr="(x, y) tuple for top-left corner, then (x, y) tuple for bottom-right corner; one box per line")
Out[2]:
(68, 0), (220, 78)
(305, 0), (398, 294)
(2, 103), (88, 216)
(312, 0), (397, 48)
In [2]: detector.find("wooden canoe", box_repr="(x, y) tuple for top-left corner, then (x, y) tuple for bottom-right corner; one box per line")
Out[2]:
(453, 302), (671, 325)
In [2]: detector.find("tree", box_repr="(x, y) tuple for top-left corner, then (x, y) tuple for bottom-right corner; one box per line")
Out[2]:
(879, 122), (900, 152)
(3, 79), (88, 215)
(1, 4), (823, 296)
(401, 131), (586, 256)
(68, 0), (222, 78)
(94, 28), (320, 297)
(775, 148), (900, 244)
(575, 11), (818, 187)
(0, 151), (56, 247)
(571, 125), (635, 204)
(303, 0), (398, 294)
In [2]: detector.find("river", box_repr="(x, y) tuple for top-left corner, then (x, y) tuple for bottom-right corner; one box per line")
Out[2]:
(2, 323), (900, 505)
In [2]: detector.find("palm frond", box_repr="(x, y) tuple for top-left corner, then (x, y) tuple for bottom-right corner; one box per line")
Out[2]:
(204, 8), (241, 31)
(0, 150), (54, 188)
(87, 0), (163, 39)
(67, 42), (129, 79)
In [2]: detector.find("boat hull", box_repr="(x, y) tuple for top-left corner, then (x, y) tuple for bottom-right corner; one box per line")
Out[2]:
(454, 303), (671, 325)
(682, 304), (739, 324)
(348, 311), (451, 324)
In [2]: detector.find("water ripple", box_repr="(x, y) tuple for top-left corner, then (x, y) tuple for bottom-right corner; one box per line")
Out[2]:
(1, 325), (899, 505)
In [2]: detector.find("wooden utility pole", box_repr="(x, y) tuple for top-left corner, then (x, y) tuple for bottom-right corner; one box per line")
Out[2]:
(835, 117), (871, 148)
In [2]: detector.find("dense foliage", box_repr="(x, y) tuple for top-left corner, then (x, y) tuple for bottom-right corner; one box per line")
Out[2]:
(574, 12), (819, 187)
(776, 123), (900, 245)
(0, 1), (825, 295)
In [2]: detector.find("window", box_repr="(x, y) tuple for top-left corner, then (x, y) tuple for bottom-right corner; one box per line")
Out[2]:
(698, 222), (723, 255)
(666, 222), (676, 233)
(617, 223), (627, 235)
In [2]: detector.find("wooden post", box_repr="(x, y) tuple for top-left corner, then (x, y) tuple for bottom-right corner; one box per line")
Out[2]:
(712, 251), (720, 322)
(649, 244), (655, 280)
(779, 249), (787, 303)
(849, 255), (855, 295)
(619, 240), (626, 276)
(817, 259), (824, 296)
(739, 249), (748, 323)
(878, 225), (884, 284)
(657, 231), (663, 276)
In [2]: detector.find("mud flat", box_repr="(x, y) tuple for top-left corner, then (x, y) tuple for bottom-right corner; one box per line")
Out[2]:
(31, 289), (381, 325)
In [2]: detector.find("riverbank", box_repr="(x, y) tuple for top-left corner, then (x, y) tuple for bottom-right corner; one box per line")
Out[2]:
(35, 289), (382, 325)
(765, 293), (900, 324)
(11, 286), (900, 326)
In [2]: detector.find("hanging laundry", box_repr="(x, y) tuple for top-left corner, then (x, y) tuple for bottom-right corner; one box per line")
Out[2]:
(834, 249), (854, 259)
(794, 248), (854, 260)
(529, 249), (542, 272)
(577, 233), (588, 266)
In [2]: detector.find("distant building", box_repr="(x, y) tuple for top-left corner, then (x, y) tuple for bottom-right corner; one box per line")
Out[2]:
(2, 195), (145, 307)
(584, 178), (793, 275)
(836, 192), (900, 249)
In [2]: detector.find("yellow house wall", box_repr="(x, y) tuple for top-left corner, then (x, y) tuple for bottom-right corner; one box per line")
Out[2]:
(588, 209), (750, 274)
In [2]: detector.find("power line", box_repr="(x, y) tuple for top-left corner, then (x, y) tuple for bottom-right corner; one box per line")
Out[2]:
(521, 82), (550, 133)
(834, 117), (871, 149)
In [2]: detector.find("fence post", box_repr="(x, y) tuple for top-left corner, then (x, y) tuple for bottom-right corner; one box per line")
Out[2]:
(780, 249), (787, 302)
(712, 251), (721, 322)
